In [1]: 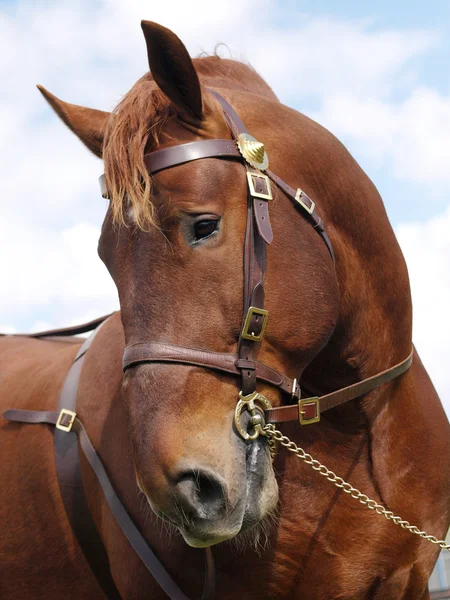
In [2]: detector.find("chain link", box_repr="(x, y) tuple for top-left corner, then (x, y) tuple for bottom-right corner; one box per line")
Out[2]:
(264, 424), (450, 551)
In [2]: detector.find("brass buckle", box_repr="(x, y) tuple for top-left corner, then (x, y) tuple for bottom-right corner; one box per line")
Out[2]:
(56, 409), (77, 432)
(299, 397), (320, 425)
(295, 189), (315, 215)
(241, 307), (269, 342)
(247, 172), (273, 201)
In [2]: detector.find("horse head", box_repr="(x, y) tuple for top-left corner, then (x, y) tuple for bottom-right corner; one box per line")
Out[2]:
(39, 21), (340, 548)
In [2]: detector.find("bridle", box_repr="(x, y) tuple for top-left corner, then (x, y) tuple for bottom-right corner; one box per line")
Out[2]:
(100, 89), (413, 440)
(2, 89), (435, 600)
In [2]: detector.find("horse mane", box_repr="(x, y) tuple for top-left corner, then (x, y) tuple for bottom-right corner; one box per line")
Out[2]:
(103, 76), (171, 230)
(102, 56), (275, 230)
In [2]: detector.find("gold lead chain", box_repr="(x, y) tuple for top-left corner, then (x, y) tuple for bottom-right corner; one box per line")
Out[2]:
(264, 424), (450, 551)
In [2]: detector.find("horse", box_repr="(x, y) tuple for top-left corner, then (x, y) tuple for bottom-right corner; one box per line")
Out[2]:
(1, 20), (449, 600)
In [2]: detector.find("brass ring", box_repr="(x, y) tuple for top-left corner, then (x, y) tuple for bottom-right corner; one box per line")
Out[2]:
(234, 391), (272, 440)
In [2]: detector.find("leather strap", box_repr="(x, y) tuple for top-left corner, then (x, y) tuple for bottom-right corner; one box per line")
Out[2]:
(123, 342), (300, 399)
(53, 324), (123, 600)
(145, 139), (240, 174)
(3, 323), (215, 600)
(4, 409), (196, 599)
(99, 93), (334, 259)
(208, 90), (274, 246)
(265, 350), (414, 423)
(209, 90), (270, 398)
(265, 169), (334, 260)
(123, 344), (414, 422)
(0, 313), (114, 339)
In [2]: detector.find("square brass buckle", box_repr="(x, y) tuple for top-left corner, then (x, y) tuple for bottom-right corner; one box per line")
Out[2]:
(56, 409), (77, 432)
(295, 189), (315, 215)
(247, 172), (273, 200)
(299, 397), (320, 425)
(241, 306), (269, 342)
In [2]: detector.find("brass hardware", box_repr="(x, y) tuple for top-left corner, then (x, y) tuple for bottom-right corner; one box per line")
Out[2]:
(263, 423), (450, 552)
(56, 409), (77, 432)
(237, 133), (269, 171)
(246, 172), (273, 200)
(234, 391), (272, 440)
(295, 189), (315, 215)
(241, 307), (269, 342)
(299, 397), (320, 425)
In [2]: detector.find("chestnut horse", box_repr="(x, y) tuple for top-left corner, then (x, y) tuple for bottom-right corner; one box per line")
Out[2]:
(1, 21), (449, 600)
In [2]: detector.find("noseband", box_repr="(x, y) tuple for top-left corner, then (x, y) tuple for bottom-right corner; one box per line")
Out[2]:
(101, 90), (413, 439)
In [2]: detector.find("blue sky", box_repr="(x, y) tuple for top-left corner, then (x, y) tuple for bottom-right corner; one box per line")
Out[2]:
(1, 0), (449, 413)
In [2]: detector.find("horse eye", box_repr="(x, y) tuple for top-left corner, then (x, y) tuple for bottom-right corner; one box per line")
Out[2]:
(193, 219), (219, 241)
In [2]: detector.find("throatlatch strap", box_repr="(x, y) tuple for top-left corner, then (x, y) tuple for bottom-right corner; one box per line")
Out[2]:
(264, 350), (414, 423)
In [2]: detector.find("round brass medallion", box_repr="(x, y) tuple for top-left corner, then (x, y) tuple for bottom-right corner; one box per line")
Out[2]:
(237, 133), (269, 171)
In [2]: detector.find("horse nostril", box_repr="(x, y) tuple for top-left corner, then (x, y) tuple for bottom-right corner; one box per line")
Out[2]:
(175, 470), (227, 520)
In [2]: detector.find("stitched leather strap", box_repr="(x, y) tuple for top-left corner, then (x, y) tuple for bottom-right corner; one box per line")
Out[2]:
(265, 169), (334, 260)
(53, 324), (123, 600)
(3, 409), (195, 599)
(208, 89), (270, 398)
(122, 342), (300, 399)
(3, 323), (215, 600)
(99, 93), (334, 259)
(265, 350), (414, 423)
(146, 139), (241, 173)
(123, 344), (414, 422)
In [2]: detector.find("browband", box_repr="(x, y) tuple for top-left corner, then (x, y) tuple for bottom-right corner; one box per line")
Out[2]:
(98, 121), (335, 259)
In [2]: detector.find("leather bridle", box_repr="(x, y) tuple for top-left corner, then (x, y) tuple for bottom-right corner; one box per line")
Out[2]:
(102, 90), (412, 439)
(3, 90), (414, 600)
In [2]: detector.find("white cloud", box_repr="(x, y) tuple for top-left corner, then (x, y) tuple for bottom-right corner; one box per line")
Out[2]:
(0, 216), (118, 328)
(247, 18), (436, 102)
(397, 206), (450, 416)
(311, 86), (450, 187)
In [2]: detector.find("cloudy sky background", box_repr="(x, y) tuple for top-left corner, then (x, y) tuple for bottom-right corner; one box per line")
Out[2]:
(1, 0), (449, 416)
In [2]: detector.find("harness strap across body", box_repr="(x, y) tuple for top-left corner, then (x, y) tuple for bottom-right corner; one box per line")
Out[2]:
(3, 319), (215, 600)
(53, 323), (123, 600)
(0, 313), (114, 339)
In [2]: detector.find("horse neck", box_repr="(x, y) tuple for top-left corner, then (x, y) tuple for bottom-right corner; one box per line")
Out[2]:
(195, 57), (279, 101)
(280, 105), (414, 401)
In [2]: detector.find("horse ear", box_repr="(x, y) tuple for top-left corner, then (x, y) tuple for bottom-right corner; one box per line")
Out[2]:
(141, 21), (203, 121)
(37, 85), (110, 158)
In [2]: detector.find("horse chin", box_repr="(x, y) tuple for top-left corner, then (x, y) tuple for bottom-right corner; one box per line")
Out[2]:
(176, 446), (279, 549)
(141, 436), (278, 549)
(178, 488), (279, 549)
(179, 521), (243, 548)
